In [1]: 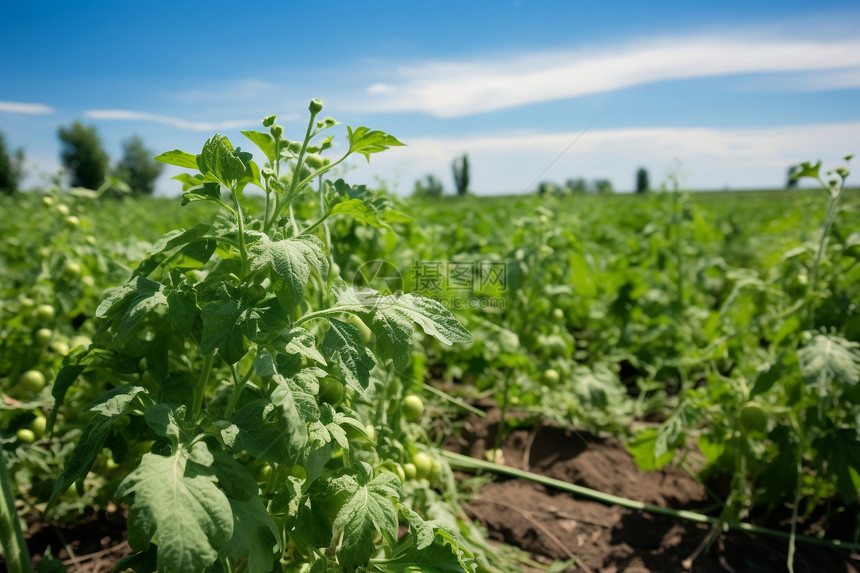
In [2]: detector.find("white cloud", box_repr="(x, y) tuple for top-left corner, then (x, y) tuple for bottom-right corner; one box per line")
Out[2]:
(84, 109), (259, 131)
(0, 101), (55, 114)
(355, 36), (860, 117)
(167, 79), (282, 104)
(353, 122), (860, 193)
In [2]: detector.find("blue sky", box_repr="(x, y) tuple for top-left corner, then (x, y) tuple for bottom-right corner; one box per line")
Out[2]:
(1, 0), (859, 194)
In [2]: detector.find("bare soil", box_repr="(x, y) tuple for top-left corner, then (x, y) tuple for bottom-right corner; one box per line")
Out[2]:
(450, 408), (860, 573)
(19, 408), (860, 572)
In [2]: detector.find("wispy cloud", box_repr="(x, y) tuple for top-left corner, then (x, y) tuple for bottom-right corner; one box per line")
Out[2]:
(0, 101), (55, 114)
(167, 79), (283, 104)
(356, 122), (860, 193)
(357, 36), (860, 117)
(84, 110), (259, 131)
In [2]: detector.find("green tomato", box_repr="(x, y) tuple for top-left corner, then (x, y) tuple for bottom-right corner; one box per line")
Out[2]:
(31, 415), (47, 438)
(739, 402), (768, 433)
(552, 308), (565, 321)
(56, 204), (70, 217)
(35, 304), (55, 323)
(347, 314), (375, 346)
(64, 215), (80, 228)
(412, 452), (433, 480)
(247, 284), (267, 303)
(428, 459), (442, 484)
(542, 369), (560, 385)
(403, 463), (417, 481)
(35, 328), (53, 346)
(17, 428), (36, 443)
(390, 464), (407, 483)
(19, 370), (46, 393)
(64, 261), (82, 277)
(319, 378), (345, 406)
(402, 395), (424, 421)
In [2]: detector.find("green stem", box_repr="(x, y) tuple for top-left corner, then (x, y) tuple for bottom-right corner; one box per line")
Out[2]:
(192, 353), (216, 418)
(225, 363), (255, 418)
(422, 383), (485, 417)
(0, 447), (32, 573)
(442, 450), (860, 553)
(231, 185), (249, 280)
(806, 179), (842, 328)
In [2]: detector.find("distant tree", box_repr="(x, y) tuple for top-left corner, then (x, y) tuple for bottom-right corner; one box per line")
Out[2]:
(0, 132), (25, 194)
(413, 174), (444, 198)
(452, 154), (470, 196)
(113, 135), (164, 195)
(594, 179), (614, 194)
(636, 167), (650, 193)
(565, 177), (587, 194)
(537, 181), (560, 196)
(786, 166), (799, 189)
(57, 122), (109, 189)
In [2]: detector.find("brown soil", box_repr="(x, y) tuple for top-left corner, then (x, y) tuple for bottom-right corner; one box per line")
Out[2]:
(18, 408), (860, 572)
(450, 408), (860, 573)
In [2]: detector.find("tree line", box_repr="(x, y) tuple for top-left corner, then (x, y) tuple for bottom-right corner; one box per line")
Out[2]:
(0, 123), (163, 196)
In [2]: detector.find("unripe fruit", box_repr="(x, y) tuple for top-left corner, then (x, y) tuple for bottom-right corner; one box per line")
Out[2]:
(36, 304), (55, 322)
(31, 415), (47, 438)
(542, 369), (560, 385)
(35, 328), (53, 346)
(552, 308), (565, 321)
(347, 314), (374, 346)
(17, 429), (36, 443)
(412, 453), (433, 480)
(42, 196), (54, 207)
(739, 402), (768, 433)
(319, 378), (345, 406)
(247, 284), (267, 303)
(403, 463), (417, 481)
(402, 395), (424, 421)
(304, 153), (328, 170)
(19, 370), (46, 393)
(56, 204), (70, 217)
(64, 261), (82, 277)
(64, 215), (80, 228)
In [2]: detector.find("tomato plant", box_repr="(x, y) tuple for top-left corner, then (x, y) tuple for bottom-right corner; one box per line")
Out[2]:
(49, 100), (484, 572)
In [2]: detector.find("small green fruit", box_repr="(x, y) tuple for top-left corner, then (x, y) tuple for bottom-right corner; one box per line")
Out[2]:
(19, 370), (46, 393)
(542, 369), (560, 385)
(319, 378), (345, 406)
(247, 284), (267, 303)
(403, 463), (417, 480)
(17, 428), (36, 443)
(347, 314), (374, 346)
(35, 304), (55, 323)
(413, 452), (433, 480)
(402, 395), (424, 421)
(35, 328), (53, 346)
(739, 402), (768, 433)
(31, 415), (47, 438)
(56, 204), (70, 217)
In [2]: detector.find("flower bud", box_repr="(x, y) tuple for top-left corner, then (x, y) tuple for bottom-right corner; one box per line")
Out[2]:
(308, 99), (323, 114)
(270, 125), (283, 139)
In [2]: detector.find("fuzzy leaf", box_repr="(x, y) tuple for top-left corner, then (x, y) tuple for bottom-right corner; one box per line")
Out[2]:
(116, 447), (233, 573)
(250, 235), (328, 314)
(197, 135), (246, 186)
(798, 333), (860, 396)
(155, 149), (199, 169)
(346, 125), (405, 162)
(321, 318), (375, 390)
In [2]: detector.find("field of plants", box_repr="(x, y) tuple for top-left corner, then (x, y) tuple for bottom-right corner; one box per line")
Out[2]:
(1, 101), (859, 573)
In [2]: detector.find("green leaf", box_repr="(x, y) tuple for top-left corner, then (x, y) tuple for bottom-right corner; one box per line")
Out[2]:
(241, 130), (276, 164)
(181, 182), (222, 206)
(322, 318), (375, 390)
(797, 332), (860, 396)
(250, 235), (328, 314)
(654, 401), (699, 459)
(333, 467), (401, 568)
(155, 149), (199, 169)
(225, 495), (280, 573)
(789, 161), (821, 182)
(222, 393), (307, 466)
(814, 429), (860, 503)
(274, 327), (326, 366)
(172, 172), (205, 191)
(335, 287), (473, 372)
(51, 386), (151, 503)
(626, 428), (675, 471)
(200, 287), (249, 364)
(346, 125), (405, 162)
(376, 529), (477, 573)
(133, 224), (215, 277)
(117, 447), (233, 573)
(197, 135), (246, 187)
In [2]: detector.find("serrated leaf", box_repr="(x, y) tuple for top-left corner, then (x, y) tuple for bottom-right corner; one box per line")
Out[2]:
(274, 327), (326, 365)
(654, 401), (698, 459)
(200, 288), (249, 364)
(250, 235), (328, 314)
(172, 172), (205, 191)
(224, 392), (307, 465)
(375, 529), (477, 573)
(322, 318), (375, 390)
(51, 386), (150, 503)
(181, 182), (222, 206)
(346, 125), (405, 162)
(333, 471), (401, 568)
(117, 448), (233, 573)
(330, 198), (392, 230)
(798, 332), (860, 396)
(197, 135), (246, 187)
(155, 149), (199, 169)
(225, 495), (280, 573)
(790, 160), (821, 181)
(627, 428), (675, 471)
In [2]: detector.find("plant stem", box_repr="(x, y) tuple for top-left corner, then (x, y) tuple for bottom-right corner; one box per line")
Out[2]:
(192, 353), (215, 419)
(231, 185), (249, 280)
(806, 179), (842, 328)
(225, 363), (255, 418)
(0, 447), (32, 573)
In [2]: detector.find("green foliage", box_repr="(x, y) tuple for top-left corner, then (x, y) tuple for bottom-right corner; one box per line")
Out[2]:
(0, 131), (25, 194)
(413, 174), (444, 198)
(452, 154), (470, 196)
(113, 135), (165, 196)
(57, 122), (110, 189)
